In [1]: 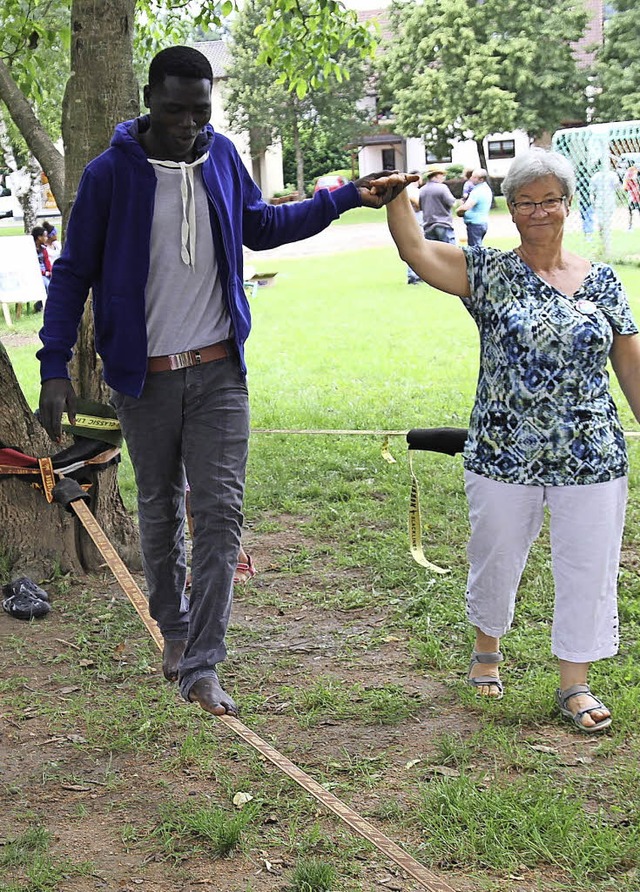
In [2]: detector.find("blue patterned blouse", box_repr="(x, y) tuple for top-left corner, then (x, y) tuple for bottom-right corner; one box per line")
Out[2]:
(460, 247), (638, 486)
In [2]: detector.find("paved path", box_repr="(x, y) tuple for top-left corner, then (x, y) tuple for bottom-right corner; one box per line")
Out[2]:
(248, 213), (518, 263)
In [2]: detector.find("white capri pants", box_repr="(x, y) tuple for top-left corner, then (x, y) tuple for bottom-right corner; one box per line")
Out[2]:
(464, 471), (628, 663)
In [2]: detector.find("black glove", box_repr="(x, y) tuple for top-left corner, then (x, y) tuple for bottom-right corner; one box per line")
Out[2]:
(39, 378), (77, 442)
(354, 170), (418, 208)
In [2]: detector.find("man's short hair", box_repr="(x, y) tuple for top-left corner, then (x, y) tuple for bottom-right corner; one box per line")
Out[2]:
(148, 46), (213, 89)
(31, 226), (45, 239)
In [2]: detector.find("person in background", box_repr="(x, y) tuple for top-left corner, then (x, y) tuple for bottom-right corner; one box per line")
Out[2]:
(45, 231), (61, 263)
(42, 220), (58, 240)
(31, 225), (51, 311)
(590, 161), (619, 239)
(456, 168), (493, 246)
(461, 168), (475, 202)
(418, 164), (456, 245)
(37, 45), (411, 718)
(376, 148), (640, 734)
(406, 170), (424, 284)
(622, 162), (640, 231)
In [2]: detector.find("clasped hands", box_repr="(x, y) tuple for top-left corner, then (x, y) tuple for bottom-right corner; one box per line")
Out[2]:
(354, 170), (419, 209)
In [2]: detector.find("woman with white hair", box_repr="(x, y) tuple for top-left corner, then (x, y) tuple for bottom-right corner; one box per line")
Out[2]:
(370, 148), (640, 732)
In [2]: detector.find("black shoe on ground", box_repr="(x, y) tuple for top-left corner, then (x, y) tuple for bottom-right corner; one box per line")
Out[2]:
(3, 576), (50, 602)
(2, 577), (51, 620)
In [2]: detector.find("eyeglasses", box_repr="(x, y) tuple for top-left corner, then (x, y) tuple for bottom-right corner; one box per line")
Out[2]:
(511, 196), (567, 215)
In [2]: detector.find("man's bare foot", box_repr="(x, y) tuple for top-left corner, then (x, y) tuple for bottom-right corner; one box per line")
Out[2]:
(162, 638), (187, 682)
(188, 674), (238, 716)
(467, 651), (504, 699)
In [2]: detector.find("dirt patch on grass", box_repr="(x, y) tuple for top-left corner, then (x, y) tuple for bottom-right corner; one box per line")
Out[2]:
(0, 330), (40, 348)
(0, 518), (630, 892)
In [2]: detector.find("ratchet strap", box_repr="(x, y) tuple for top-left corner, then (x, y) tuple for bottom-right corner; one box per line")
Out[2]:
(407, 428), (468, 573)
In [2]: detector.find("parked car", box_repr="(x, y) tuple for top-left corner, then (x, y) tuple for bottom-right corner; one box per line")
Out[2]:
(0, 189), (13, 219)
(313, 174), (349, 194)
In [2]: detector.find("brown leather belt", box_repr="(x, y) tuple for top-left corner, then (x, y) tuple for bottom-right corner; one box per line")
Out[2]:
(147, 340), (231, 373)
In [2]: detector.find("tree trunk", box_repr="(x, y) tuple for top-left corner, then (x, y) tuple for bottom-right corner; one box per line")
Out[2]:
(0, 1), (142, 576)
(0, 343), (84, 574)
(475, 138), (489, 174)
(291, 102), (305, 197)
(0, 57), (65, 203)
(16, 159), (41, 234)
(62, 0), (139, 222)
(475, 138), (496, 206)
(60, 0), (141, 570)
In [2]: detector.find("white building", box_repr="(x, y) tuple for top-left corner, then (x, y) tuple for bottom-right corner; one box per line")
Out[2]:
(197, 40), (284, 199)
(450, 130), (532, 177)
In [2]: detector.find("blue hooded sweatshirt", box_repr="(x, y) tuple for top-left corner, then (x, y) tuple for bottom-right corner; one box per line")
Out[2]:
(37, 116), (362, 397)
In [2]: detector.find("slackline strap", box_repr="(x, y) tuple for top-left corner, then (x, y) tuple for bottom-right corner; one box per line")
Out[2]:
(408, 451), (448, 574)
(62, 412), (121, 431)
(47, 480), (455, 892)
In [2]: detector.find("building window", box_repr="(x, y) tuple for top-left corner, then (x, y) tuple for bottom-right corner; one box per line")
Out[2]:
(487, 139), (516, 160)
(426, 149), (452, 163)
(382, 148), (396, 170)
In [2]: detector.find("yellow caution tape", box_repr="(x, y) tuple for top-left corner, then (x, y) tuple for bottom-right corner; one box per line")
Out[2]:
(408, 451), (448, 574)
(380, 435), (396, 464)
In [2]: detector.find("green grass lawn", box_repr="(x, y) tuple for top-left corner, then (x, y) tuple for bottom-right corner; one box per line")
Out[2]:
(3, 236), (640, 891)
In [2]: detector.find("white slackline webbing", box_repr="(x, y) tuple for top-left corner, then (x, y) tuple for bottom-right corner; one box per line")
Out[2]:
(35, 459), (456, 892)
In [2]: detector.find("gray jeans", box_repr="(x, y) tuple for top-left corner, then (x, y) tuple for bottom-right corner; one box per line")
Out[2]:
(111, 354), (249, 699)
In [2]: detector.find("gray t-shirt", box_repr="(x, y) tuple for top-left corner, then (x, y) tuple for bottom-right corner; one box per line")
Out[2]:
(145, 160), (231, 357)
(418, 180), (455, 232)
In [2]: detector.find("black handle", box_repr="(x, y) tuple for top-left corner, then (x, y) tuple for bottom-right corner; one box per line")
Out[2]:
(406, 427), (468, 455)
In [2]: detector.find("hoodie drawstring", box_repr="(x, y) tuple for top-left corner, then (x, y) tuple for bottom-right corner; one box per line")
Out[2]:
(148, 152), (209, 270)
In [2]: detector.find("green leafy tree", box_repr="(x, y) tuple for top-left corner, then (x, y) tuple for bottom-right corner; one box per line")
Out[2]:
(225, 0), (371, 195)
(255, 0), (376, 99)
(593, 0), (640, 122)
(378, 0), (588, 167)
(281, 128), (354, 194)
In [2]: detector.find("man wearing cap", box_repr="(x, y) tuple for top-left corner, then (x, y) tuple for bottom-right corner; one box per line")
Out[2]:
(418, 164), (456, 245)
(456, 167), (493, 246)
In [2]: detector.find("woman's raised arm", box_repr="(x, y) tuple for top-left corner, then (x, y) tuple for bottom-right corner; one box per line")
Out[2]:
(385, 186), (470, 298)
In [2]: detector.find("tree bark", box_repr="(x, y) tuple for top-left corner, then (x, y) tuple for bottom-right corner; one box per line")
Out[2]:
(62, 0), (139, 220)
(16, 159), (41, 234)
(60, 0), (141, 570)
(0, 0), (142, 575)
(0, 342), (84, 574)
(475, 138), (489, 175)
(290, 99), (305, 197)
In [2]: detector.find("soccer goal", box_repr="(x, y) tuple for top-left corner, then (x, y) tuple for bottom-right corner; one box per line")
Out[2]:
(552, 120), (640, 261)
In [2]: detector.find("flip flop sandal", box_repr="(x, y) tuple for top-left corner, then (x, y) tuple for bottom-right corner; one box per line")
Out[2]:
(2, 577), (51, 620)
(556, 683), (612, 733)
(234, 554), (256, 585)
(466, 650), (504, 699)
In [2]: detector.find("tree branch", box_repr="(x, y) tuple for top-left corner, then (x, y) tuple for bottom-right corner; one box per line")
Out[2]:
(0, 55), (65, 203)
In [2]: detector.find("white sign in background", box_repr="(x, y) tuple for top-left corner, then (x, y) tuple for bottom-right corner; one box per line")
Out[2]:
(0, 235), (47, 326)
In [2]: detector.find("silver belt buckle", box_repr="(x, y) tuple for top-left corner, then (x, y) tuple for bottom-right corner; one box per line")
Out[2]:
(169, 350), (194, 370)
(168, 349), (203, 370)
